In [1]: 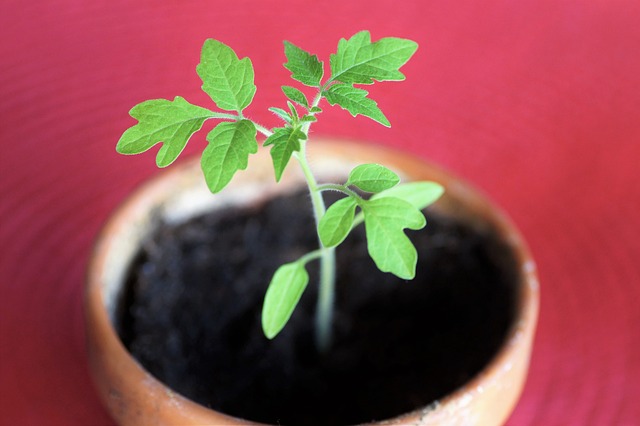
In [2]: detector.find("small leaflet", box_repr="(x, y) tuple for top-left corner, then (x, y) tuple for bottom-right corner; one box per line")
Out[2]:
(116, 96), (215, 167)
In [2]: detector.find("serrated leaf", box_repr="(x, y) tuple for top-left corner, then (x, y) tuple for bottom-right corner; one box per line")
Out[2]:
(283, 41), (324, 87)
(263, 127), (306, 181)
(330, 30), (418, 84)
(373, 181), (444, 210)
(269, 107), (292, 124)
(197, 39), (256, 112)
(201, 120), (257, 193)
(347, 163), (400, 193)
(309, 106), (322, 113)
(318, 197), (358, 247)
(324, 84), (390, 126)
(362, 197), (426, 279)
(262, 261), (309, 339)
(282, 86), (309, 108)
(116, 97), (215, 167)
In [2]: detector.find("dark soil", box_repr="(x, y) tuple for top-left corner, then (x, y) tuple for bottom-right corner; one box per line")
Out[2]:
(117, 190), (518, 426)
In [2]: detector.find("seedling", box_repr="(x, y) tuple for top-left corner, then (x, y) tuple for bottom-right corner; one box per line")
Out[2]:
(116, 31), (444, 351)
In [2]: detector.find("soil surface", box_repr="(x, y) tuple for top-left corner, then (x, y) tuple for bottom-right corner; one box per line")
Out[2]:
(117, 190), (518, 426)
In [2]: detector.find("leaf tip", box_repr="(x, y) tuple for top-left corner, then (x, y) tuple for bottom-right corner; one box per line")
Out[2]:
(261, 319), (279, 340)
(155, 158), (170, 168)
(430, 184), (445, 202)
(115, 137), (128, 154)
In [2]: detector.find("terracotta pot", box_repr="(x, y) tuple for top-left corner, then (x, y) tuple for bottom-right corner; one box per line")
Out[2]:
(85, 140), (539, 426)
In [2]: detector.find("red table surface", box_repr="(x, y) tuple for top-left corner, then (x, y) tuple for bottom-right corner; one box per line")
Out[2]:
(1, 0), (639, 425)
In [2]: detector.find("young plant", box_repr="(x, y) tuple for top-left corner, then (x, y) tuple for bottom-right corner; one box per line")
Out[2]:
(116, 31), (444, 351)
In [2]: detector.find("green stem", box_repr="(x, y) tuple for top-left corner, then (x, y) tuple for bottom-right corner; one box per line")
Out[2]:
(315, 245), (335, 352)
(210, 111), (240, 121)
(214, 111), (272, 138)
(317, 183), (362, 200)
(295, 140), (335, 352)
(295, 86), (336, 352)
(253, 122), (273, 138)
(298, 248), (324, 265)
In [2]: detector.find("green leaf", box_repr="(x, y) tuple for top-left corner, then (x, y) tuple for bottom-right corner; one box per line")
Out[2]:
(287, 101), (299, 121)
(116, 97), (215, 167)
(347, 163), (400, 193)
(268, 107), (292, 124)
(361, 197), (426, 279)
(324, 84), (390, 126)
(262, 261), (309, 339)
(330, 30), (418, 84)
(282, 86), (309, 108)
(283, 41), (324, 87)
(373, 181), (444, 210)
(197, 39), (256, 112)
(201, 120), (257, 193)
(309, 106), (322, 113)
(263, 127), (307, 181)
(318, 197), (357, 247)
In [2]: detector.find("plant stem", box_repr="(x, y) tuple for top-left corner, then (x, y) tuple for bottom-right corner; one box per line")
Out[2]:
(296, 86), (336, 352)
(253, 122), (273, 138)
(210, 111), (241, 121)
(315, 245), (335, 352)
(295, 141), (335, 353)
(317, 183), (362, 200)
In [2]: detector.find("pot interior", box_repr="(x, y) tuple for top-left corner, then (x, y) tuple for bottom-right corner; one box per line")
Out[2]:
(96, 147), (524, 426)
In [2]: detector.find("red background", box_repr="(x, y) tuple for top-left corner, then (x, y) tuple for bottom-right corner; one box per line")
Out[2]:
(1, 0), (639, 424)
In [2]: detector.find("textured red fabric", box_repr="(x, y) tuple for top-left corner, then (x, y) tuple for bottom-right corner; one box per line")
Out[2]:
(1, 1), (639, 424)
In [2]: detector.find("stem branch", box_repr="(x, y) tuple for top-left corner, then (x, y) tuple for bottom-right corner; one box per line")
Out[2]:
(209, 112), (240, 121)
(252, 122), (273, 138)
(317, 183), (362, 200)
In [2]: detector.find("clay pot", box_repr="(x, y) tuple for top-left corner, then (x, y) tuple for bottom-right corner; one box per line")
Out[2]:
(85, 140), (538, 425)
